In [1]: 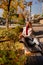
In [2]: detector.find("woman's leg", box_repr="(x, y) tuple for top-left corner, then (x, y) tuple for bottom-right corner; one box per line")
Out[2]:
(19, 37), (29, 48)
(25, 37), (35, 46)
(33, 38), (39, 45)
(33, 38), (43, 55)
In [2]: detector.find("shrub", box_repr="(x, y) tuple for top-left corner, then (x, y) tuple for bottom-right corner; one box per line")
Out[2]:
(0, 27), (27, 65)
(0, 50), (26, 65)
(0, 26), (23, 42)
(1, 30), (15, 40)
(17, 17), (25, 25)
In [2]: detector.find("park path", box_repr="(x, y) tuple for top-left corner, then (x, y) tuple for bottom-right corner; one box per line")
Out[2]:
(32, 24), (43, 43)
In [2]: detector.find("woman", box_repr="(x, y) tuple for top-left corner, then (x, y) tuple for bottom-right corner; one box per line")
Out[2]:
(19, 21), (43, 55)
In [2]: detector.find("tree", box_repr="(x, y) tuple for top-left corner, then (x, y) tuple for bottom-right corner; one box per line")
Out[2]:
(0, 0), (12, 29)
(5, 0), (12, 29)
(0, 0), (26, 29)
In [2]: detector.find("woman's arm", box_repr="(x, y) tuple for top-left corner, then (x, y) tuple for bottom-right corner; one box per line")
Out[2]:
(19, 32), (24, 39)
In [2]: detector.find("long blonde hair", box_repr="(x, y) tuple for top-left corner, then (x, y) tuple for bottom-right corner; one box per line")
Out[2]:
(26, 21), (32, 28)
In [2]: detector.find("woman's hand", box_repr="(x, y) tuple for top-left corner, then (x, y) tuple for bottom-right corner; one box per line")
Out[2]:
(19, 32), (23, 39)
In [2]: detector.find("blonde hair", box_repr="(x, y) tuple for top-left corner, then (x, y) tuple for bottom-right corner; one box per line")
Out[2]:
(26, 21), (32, 28)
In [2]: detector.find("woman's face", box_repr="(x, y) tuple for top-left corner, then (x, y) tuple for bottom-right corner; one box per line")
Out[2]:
(26, 22), (29, 27)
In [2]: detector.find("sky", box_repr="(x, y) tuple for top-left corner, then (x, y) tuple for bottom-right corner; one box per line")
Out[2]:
(0, 0), (43, 17)
(26, 0), (42, 15)
(0, 9), (4, 17)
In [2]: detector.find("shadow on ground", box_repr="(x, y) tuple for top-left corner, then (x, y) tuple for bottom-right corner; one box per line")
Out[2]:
(33, 31), (43, 36)
(25, 31), (43, 65)
(25, 56), (43, 65)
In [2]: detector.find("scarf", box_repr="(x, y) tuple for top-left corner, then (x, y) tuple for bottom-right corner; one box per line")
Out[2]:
(26, 26), (28, 35)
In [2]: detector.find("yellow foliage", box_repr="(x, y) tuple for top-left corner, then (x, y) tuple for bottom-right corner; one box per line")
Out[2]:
(3, 10), (8, 18)
(10, 1), (18, 10)
(12, 16), (17, 20)
(15, 42), (24, 50)
(15, 1), (18, 6)
(20, 3), (24, 9)
(2, 4), (7, 10)
(10, 1), (15, 6)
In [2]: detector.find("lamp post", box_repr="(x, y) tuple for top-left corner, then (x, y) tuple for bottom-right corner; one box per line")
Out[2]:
(23, 1), (32, 22)
(27, 2), (32, 21)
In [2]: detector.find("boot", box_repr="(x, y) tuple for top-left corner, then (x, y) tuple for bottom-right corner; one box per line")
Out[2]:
(38, 44), (43, 55)
(38, 44), (42, 50)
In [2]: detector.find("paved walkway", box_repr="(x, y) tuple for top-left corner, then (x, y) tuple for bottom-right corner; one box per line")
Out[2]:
(32, 24), (43, 43)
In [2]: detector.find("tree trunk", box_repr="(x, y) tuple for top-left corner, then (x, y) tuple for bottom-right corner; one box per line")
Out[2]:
(29, 5), (31, 21)
(6, 14), (9, 30)
(6, 0), (11, 30)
